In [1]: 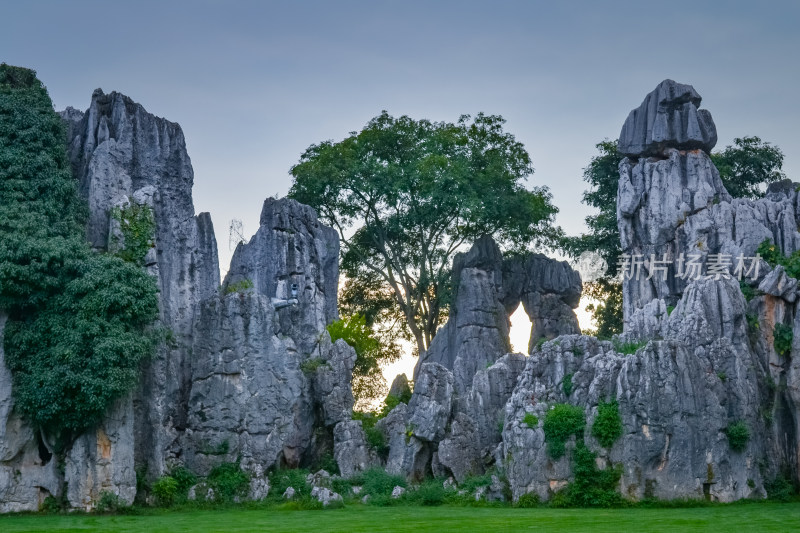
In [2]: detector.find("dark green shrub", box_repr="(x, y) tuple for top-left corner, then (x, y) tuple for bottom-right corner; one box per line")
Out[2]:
(739, 281), (757, 302)
(543, 404), (585, 459)
(746, 313), (760, 333)
(409, 480), (445, 506)
(300, 357), (327, 374)
(311, 452), (340, 476)
(169, 465), (197, 499)
(40, 495), (62, 513)
(523, 412), (539, 429)
(152, 476), (179, 507)
(758, 239), (800, 279)
(514, 491), (540, 508)
(562, 373), (574, 397)
(552, 443), (623, 508)
(365, 425), (389, 459)
(773, 323), (793, 357)
(269, 468), (311, 499)
(207, 462), (250, 502)
(591, 400), (623, 448)
(765, 475), (796, 502)
(458, 473), (493, 495)
(96, 491), (124, 513)
(757, 239), (782, 266)
(726, 420), (750, 452)
(359, 467), (406, 497)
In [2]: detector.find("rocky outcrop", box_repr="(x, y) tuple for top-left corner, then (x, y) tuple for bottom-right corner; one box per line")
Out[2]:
(438, 353), (526, 481)
(184, 198), (350, 476)
(333, 421), (379, 478)
(503, 79), (800, 503)
(60, 90), (221, 492)
(503, 323), (766, 502)
(502, 253), (582, 349)
(2, 90), (347, 511)
(417, 236), (511, 394)
(394, 236), (581, 481)
(618, 79), (717, 157)
(416, 236), (581, 392)
(223, 197), (339, 356)
(64, 397), (137, 510)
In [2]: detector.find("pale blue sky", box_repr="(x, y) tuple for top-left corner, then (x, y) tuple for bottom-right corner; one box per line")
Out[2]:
(3, 0), (799, 275)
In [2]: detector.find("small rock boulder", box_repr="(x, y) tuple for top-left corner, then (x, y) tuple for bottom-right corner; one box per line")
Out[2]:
(311, 486), (342, 506)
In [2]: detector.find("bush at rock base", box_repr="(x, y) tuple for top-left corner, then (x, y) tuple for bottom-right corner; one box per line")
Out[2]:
(550, 443), (623, 508)
(152, 476), (179, 507)
(207, 462), (250, 502)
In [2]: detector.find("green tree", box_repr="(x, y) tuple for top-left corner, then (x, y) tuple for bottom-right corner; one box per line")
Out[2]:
(565, 140), (624, 338)
(0, 64), (159, 446)
(711, 136), (785, 199)
(290, 111), (559, 357)
(327, 314), (401, 408)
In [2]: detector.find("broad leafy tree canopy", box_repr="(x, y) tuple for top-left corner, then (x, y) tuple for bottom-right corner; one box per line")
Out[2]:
(290, 111), (559, 356)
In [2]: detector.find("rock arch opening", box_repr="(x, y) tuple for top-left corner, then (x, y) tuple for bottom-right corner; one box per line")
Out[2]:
(508, 302), (533, 354)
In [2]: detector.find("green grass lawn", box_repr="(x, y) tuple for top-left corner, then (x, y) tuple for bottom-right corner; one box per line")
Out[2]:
(1, 504), (799, 533)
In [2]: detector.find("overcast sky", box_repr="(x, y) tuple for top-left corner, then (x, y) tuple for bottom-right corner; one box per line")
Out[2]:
(4, 0), (799, 272)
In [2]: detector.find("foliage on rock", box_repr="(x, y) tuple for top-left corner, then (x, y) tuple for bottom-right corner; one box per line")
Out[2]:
(773, 323), (793, 357)
(110, 202), (156, 265)
(543, 404), (585, 460)
(726, 421), (750, 452)
(591, 400), (623, 448)
(0, 65), (159, 442)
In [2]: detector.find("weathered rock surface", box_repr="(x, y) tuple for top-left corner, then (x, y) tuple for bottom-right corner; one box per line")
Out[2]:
(397, 235), (581, 481)
(618, 79), (717, 157)
(60, 90), (221, 495)
(388, 374), (411, 399)
(417, 236), (581, 392)
(64, 397), (137, 510)
(375, 403), (409, 475)
(184, 200), (350, 476)
(333, 420), (379, 478)
(418, 236), (511, 393)
(223, 198), (339, 356)
(499, 80), (800, 503)
(311, 486), (342, 506)
(504, 315), (767, 502)
(502, 253), (582, 348)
